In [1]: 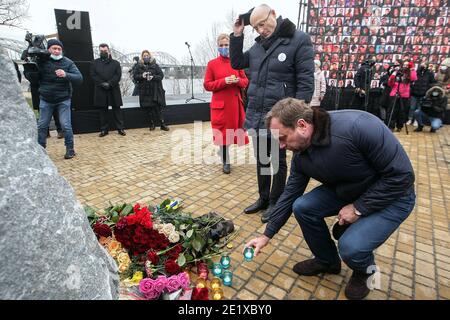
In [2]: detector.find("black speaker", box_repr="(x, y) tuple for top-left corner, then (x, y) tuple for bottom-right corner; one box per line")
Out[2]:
(54, 9), (95, 110)
(54, 9), (94, 61)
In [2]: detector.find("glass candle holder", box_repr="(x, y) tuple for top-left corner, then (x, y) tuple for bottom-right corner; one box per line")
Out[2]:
(220, 253), (231, 269)
(222, 271), (233, 287)
(195, 278), (207, 289)
(212, 288), (224, 300)
(243, 247), (254, 262)
(210, 278), (222, 291)
(212, 263), (223, 277)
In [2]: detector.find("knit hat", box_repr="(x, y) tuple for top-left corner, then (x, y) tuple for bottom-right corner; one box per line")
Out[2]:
(314, 60), (321, 68)
(47, 39), (64, 49)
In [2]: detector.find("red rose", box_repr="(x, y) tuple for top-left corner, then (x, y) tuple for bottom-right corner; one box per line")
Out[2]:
(192, 288), (209, 301)
(92, 223), (112, 238)
(165, 260), (182, 275)
(147, 251), (159, 265)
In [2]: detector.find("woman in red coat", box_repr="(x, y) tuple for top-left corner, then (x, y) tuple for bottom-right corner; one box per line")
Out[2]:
(204, 33), (249, 174)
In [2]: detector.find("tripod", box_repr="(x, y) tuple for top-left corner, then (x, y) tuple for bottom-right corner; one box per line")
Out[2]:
(185, 42), (206, 103)
(387, 74), (409, 135)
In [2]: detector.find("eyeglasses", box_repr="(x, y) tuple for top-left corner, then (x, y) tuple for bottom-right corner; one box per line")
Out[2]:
(252, 11), (272, 32)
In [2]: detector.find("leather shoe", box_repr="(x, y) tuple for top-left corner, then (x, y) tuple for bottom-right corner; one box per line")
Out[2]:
(344, 271), (371, 300)
(293, 258), (341, 276)
(57, 131), (64, 139)
(99, 131), (108, 137)
(160, 123), (170, 131)
(118, 129), (126, 136)
(244, 199), (269, 214)
(261, 204), (274, 223)
(223, 164), (231, 174)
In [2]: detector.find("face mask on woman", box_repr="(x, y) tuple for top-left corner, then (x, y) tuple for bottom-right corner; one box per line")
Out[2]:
(218, 47), (229, 58)
(432, 91), (440, 97)
(143, 57), (151, 64)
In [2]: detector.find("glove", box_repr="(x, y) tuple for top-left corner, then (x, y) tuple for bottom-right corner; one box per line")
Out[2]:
(409, 61), (414, 69)
(100, 82), (110, 90)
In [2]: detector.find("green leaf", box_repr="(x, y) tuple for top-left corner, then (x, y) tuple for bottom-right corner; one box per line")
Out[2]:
(180, 224), (187, 230)
(185, 254), (194, 262)
(177, 254), (186, 267)
(111, 212), (119, 223)
(192, 238), (203, 252)
(186, 230), (194, 239)
(121, 204), (133, 216)
(161, 199), (171, 207)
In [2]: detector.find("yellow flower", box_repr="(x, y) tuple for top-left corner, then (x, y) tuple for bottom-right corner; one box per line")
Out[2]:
(117, 251), (131, 265)
(108, 240), (122, 253)
(122, 271), (144, 287)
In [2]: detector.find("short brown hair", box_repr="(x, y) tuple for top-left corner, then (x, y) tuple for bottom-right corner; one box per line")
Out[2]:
(265, 98), (313, 129)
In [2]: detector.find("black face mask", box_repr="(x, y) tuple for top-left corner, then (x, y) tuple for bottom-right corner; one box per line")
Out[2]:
(100, 52), (109, 59)
(143, 57), (151, 64)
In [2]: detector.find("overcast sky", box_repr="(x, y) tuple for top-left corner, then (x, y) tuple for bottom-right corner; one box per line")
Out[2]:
(2, 0), (302, 62)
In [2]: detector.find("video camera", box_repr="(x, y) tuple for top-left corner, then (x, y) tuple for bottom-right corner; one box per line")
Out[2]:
(21, 32), (50, 62)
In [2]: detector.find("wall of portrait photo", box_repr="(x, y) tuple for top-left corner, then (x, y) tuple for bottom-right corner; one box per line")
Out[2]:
(307, 0), (450, 87)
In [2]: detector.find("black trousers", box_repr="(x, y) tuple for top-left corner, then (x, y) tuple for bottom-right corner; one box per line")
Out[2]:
(219, 145), (230, 165)
(386, 97), (410, 130)
(252, 134), (287, 205)
(148, 105), (164, 126)
(99, 106), (125, 132)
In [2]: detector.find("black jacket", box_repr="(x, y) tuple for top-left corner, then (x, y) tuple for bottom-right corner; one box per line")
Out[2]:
(264, 109), (415, 238)
(26, 56), (83, 103)
(133, 60), (165, 108)
(354, 61), (374, 90)
(230, 17), (314, 130)
(411, 67), (436, 97)
(421, 86), (447, 119)
(90, 58), (123, 107)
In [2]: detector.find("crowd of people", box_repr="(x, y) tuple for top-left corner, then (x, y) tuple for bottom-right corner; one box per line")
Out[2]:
(17, 3), (449, 301)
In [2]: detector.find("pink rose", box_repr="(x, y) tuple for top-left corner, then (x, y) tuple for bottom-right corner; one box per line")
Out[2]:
(177, 272), (191, 289)
(144, 289), (161, 300)
(139, 278), (155, 295)
(166, 275), (182, 293)
(154, 276), (168, 293)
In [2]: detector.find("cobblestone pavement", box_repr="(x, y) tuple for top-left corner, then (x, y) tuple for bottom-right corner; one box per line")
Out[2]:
(46, 122), (450, 300)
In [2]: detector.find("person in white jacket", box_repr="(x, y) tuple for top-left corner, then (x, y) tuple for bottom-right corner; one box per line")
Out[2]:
(311, 60), (327, 107)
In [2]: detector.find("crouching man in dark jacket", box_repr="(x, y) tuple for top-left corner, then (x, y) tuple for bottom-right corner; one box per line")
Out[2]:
(28, 39), (83, 159)
(245, 98), (415, 300)
(230, 4), (314, 223)
(414, 86), (447, 133)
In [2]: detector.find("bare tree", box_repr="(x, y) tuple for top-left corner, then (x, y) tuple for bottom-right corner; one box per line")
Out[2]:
(0, 0), (29, 27)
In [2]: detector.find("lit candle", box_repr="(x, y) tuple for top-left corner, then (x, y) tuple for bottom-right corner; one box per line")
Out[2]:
(222, 271), (233, 287)
(220, 254), (231, 269)
(196, 278), (207, 289)
(244, 247), (254, 262)
(212, 288), (223, 300)
(210, 278), (222, 290)
(212, 263), (223, 277)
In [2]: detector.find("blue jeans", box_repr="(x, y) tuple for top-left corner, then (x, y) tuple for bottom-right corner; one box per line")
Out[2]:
(409, 96), (422, 120)
(293, 185), (415, 273)
(38, 99), (74, 149)
(414, 110), (443, 130)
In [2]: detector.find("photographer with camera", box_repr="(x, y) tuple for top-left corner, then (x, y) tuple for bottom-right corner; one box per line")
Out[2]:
(23, 38), (83, 159)
(133, 50), (169, 131)
(387, 60), (417, 131)
(353, 57), (376, 111)
(91, 43), (126, 137)
(413, 86), (447, 133)
(409, 62), (436, 126)
(378, 63), (394, 122)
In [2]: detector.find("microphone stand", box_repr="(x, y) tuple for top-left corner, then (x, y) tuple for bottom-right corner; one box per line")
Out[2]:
(185, 42), (206, 103)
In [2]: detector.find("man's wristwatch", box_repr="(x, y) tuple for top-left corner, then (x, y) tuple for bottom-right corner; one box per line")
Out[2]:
(354, 208), (362, 216)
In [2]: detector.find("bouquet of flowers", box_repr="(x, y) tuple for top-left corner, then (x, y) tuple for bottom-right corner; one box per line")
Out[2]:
(85, 199), (237, 300)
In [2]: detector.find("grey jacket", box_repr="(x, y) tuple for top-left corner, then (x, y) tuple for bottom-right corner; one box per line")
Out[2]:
(230, 18), (315, 130)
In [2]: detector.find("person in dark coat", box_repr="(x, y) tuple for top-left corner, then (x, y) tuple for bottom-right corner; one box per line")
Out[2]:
(231, 4), (314, 223)
(409, 62), (436, 124)
(90, 43), (126, 137)
(246, 98), (415, 300)
(24, 39), (83, 159)
(414, 85), (447, 133)
(133, 50), (169, 131)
